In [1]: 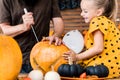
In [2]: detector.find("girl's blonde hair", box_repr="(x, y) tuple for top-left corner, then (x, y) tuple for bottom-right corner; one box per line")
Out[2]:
(93, 0), (118, 21)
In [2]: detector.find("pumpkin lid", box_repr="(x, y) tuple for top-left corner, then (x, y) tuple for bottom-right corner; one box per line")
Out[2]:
(63, 30), (84, 54)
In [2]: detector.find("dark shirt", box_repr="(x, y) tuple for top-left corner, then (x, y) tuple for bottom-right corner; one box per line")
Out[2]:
(0, 0), (62, 72)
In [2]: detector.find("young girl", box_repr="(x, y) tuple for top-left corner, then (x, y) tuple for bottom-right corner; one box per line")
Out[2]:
(63, 0), (120, 78)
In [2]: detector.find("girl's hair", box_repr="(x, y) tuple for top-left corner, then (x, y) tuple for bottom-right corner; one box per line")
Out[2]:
(93, 0), (118, 21)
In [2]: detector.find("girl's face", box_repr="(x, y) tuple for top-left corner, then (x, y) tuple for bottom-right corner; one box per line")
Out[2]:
(80, 0), (103, 23)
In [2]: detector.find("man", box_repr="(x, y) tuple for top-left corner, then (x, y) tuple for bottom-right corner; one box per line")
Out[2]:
(0, 0), (64, 73)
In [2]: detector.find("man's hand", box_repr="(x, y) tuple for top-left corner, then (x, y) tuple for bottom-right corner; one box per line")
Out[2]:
(22, 12), (34, 31)
(42, 35), (62, 45)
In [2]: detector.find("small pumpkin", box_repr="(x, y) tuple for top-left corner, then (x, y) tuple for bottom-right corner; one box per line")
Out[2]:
(79, 72), (87, 78)
(44, 66), (61, 80)
(28, 69), (43, 80)
(30, 41), (69, 74)
(0, 34), (22, 80)
(44, 71), (61, 80)
(24, 77), (31, 80)
(57, 57), (84, 77)
(85, 64), (109, 78)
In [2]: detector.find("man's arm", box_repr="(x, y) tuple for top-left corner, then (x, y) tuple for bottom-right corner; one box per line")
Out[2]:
(0, 23), (27, 37)
(52, 17), (64, 38)
(44, 17), (64, 45)
(0, 12), (34, 37)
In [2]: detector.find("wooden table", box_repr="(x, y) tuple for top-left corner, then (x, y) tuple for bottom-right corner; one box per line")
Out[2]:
(17, 74), (120, 80)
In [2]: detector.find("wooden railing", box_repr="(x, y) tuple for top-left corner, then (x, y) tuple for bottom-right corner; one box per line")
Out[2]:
(50, 8), (88, 34)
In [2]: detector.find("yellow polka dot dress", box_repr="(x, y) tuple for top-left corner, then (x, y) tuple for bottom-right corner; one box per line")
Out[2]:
(83, 16), (120, 78)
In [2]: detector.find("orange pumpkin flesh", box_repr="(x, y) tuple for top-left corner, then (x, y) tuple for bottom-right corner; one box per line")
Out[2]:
(0, 35), (22, 80)
(30, 41), (69, 74)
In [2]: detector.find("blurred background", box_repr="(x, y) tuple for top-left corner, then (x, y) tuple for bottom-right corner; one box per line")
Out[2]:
(50, 0), (120, 34)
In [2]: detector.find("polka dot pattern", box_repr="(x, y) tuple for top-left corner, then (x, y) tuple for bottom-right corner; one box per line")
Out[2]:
(83, 16), (120, 78)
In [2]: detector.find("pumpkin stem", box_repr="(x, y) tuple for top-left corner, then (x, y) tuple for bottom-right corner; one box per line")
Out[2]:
(68, 57), (73, 65)
(51, 65), (55, 71)
(94, 63), (97, 66)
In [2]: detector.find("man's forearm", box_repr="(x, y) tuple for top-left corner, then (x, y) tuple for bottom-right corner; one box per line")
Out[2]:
(0, 24), (26, 37)
(52, 17), (64, 38)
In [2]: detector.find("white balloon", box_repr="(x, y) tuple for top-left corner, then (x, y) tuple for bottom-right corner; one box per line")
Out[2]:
(44, 71), (61, 80)
(28, 70), (43, 80)
(63, 30), (84, 54)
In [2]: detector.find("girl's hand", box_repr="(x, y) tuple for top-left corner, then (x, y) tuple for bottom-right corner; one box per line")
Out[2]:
(22, 12), (35, 31)
(63, 50), (77, 62)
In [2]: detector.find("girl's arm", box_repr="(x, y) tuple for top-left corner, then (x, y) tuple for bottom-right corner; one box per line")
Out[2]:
(76, 30), (104, 61)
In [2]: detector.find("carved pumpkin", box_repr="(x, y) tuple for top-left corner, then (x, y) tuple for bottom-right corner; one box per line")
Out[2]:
(30, 41), (69, 74)
(0, 35), (22, 80)
(85, 64), (109, 78)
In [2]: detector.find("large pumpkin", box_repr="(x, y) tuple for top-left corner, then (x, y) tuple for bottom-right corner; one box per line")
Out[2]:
(0, 35), (22, 80)
(30, 41), (69, 74)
